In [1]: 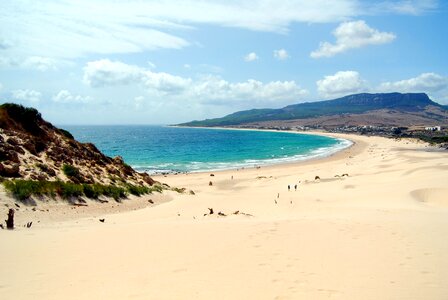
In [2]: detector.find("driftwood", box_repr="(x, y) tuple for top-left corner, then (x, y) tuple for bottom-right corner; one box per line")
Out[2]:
(6, 209), (14, 229)
(99, 219), (105, 223)
(72, 203), (88, 207)
(208, 208), (214, 215)
(26, 222), (32, 228)
(315, 176), (320, 180)
(148, 199), (154, 204)
(218, 212), (227, 216)
(209, 181), (213, 186)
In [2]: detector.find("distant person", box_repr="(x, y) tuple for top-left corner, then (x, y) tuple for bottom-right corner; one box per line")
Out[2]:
(288, 185), (290, 191)
(294, 184), (297, 191)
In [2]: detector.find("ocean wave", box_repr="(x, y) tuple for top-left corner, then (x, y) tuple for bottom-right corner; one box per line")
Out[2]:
(133, 137), (353, 175)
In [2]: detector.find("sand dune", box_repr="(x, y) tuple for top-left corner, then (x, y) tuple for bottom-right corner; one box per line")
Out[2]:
(1, 133), (448, 299)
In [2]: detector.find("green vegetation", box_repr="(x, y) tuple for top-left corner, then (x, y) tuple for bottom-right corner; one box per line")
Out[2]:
(0, 103), (42, 134)
(126, 184), (151, 196)
(417, 135), (448, 145)
(171, 187), (186, 193)
(58, 128), (74, 139)
(2, 179), (165, 202)
(62, 164), (80, 179)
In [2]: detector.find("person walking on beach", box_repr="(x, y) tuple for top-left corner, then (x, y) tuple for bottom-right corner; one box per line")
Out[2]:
(294, 184), (297, 191)
(288, 185), (290, 191)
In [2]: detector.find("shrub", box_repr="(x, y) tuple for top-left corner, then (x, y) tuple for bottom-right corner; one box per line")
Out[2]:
(148, 184), (164, 193)
(83, 184), (99, 199)
(58, 128), (74, 139)
(60, 182), (83, 198)
(126, 184), (151, 196)
(102, 185), (127, 200)
(3, 179), (154, 202)
(62, 164), (80, 178)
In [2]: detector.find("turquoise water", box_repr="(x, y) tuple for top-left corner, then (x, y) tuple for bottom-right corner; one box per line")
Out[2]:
(62, 126), (351, 174)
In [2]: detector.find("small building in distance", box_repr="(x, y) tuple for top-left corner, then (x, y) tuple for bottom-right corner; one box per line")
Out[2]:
(425, 126), (441, 131)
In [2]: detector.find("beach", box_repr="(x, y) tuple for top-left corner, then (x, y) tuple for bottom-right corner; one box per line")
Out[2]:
(1, 132), (448, 299)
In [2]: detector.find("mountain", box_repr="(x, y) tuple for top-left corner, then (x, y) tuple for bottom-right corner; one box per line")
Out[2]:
(179, 93), (448, 127)
(0, 103), (155, 187)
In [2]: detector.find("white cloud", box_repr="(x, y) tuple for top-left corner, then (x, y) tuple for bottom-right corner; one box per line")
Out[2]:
(147, 61), (157, 69)
(21, 56), (59, 71)
(244, 52), (259, 62)
(274, 49), (290, 60)
(142, 71), (192, 94)
(83, 59), (307, 106)
(11, 89), (42, 103)
(367, 0), (437, 15)
(83, 59), (143, 87)
(0, 38), (13, 50)
(311, 20), (396, 58)
(0, 55), (68, 71)
(52, 90), (92, 103)
(317, 71), (367, 98)
(192, 76), (307, 105)
(2, 0), (431, 61)
(83, 59), (191, 93)
(378, 73), (448, 93)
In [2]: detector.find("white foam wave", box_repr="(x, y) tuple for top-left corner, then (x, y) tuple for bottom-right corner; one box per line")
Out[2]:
(133, 137), (353, 175)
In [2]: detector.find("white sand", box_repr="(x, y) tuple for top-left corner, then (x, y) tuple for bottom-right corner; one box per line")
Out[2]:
(1, 133), (448, 299)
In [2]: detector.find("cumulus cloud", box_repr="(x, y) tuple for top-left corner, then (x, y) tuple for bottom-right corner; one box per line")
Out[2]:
(83, 59), (307, 106)
(53, 90), (92, 103)
(83, 59), (191, 93)
(83, 59), (143, 87)
(378, 73), (448, 93)
(11, 89), (42, 103)
(193, 76), (307, 105)
(273, 49), (290, 60)
(317, 71), (367, 98)
(244, 52), (259, 62)
(311, 20), (396, 58)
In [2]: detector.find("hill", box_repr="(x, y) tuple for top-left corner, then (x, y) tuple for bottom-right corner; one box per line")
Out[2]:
(178, 93), (448, 127)
(0, 103), (156, 201)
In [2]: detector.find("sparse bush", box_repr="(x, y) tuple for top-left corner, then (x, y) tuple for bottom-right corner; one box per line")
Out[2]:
(127, 184), (150, 196)
(60, 182), (83, 198)
(102, 185), (127, 200)
(148, 184), (164, 193)
(172, 187), (186, 193)
(3, 179), (161, 202)
(62, 164), (80, 179)
(58, 128), (74, 139)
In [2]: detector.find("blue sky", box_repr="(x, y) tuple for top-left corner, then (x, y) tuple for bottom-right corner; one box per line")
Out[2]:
(1, 0), (447, 124)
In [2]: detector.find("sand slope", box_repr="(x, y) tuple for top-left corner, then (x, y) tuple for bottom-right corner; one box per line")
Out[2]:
(1, 133), (448, 299)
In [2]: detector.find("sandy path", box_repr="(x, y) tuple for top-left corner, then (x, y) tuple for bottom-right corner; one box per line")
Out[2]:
(1, 133), (448, 299)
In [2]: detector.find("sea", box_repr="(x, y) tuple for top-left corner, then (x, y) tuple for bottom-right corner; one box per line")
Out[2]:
(62, 126), (352, 174)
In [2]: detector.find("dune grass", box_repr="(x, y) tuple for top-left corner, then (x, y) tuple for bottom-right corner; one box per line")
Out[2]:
(3, 179), (164, 202)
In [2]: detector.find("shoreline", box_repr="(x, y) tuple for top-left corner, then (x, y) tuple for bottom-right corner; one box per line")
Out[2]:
(139, 127), (355, 175)
(2, 130), (448, 299)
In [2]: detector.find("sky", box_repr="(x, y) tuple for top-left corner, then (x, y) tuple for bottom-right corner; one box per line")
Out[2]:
(0, 0), (447, 125)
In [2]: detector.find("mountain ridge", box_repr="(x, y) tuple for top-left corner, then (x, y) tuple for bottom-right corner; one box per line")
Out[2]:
(178, 92), (447, 127)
